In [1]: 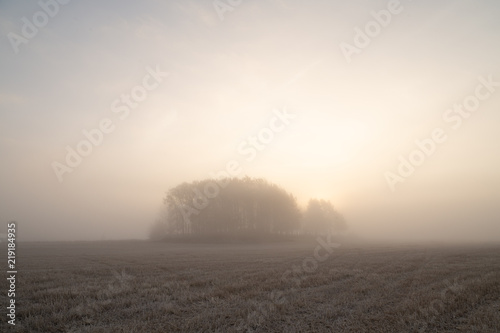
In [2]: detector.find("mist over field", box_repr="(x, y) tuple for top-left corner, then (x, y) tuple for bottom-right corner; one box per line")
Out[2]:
(2, 2), (500, 332)
(1, 0), (499, 242)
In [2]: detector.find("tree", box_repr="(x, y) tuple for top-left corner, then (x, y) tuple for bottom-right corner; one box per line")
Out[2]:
(303, 199), (347, 235)
(153, 177), (301, 238)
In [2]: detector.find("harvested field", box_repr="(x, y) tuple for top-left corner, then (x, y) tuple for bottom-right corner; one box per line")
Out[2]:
(1, 240), (499, 332)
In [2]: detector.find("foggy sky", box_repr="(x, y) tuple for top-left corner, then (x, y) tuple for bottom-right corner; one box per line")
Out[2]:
(1, 0), (499, 241)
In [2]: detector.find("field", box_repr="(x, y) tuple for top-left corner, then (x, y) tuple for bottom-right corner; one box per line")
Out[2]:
(1, 239), (500, 332)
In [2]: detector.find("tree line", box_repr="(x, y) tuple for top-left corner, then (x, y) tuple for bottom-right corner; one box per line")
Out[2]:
(150, 177), (346, 240)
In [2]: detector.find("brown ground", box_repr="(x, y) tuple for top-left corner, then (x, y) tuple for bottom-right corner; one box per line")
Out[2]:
(1, 240), (499, 332)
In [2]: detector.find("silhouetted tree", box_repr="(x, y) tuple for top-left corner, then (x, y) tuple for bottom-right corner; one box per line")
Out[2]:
(303, 199), (346, 235)
(157, 177), (301, 237)
(151, 178), (348, 240)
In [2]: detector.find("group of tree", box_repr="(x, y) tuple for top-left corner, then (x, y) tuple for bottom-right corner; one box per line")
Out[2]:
(150, 177), (346, 240)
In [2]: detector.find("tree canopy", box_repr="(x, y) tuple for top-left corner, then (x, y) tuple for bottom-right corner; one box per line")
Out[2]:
(303, 199), (347, 235)
(151, 177), (346, 240)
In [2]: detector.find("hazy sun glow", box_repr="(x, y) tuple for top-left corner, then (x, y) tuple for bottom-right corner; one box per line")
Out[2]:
(279, 115), (368, 168)
(1, 0), (499, 242)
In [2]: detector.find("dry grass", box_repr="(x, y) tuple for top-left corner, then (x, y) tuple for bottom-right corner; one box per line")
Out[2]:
(1, 240), (499, 332)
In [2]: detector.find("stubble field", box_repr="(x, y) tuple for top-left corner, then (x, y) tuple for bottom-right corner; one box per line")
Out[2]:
(1, 239), (499, 332)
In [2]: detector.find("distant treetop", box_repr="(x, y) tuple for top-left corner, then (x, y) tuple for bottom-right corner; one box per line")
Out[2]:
(150, 177), (346, 240)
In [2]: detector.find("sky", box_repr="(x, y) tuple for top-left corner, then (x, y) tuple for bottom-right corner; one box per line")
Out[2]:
(0, 0), (499, 242)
